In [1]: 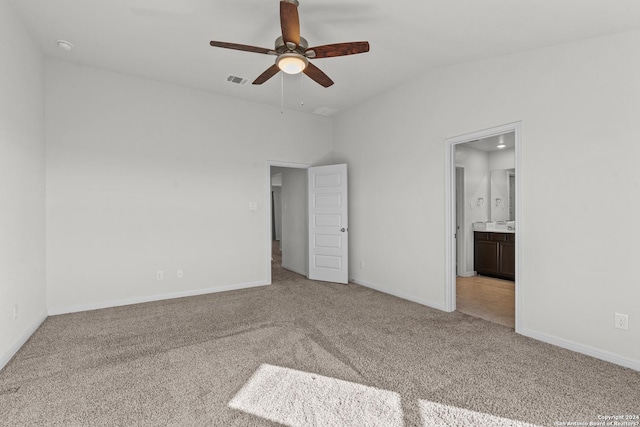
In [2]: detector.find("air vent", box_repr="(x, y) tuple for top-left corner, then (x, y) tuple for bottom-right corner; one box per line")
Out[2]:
(226, 75), (248, 85)
(313, 106), (339, 116)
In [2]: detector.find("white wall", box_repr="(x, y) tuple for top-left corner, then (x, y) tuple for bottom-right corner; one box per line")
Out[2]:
(489, 147), (515, 171)
(271, 173), (283, 187)
(45, 60), (333, 314)
(0, 0), (47, 369)
(490, 170), (510, 221)
(455, 146), (489, 274)
(281, 168), (308, 276)
(488, 148), (515, 221)
(334, 30), (640, 368)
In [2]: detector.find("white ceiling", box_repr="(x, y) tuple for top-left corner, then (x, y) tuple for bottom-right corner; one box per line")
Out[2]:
(10, 0), (640, 116)
(466, 132), (515, 152)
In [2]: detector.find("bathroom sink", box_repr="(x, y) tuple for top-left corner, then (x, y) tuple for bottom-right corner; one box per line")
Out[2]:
(473, 222), (496, 231)
(473, 221), (514, 232)
(495, 221), (515, 231)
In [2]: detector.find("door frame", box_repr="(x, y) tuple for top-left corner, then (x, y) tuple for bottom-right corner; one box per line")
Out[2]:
(444, 122), (523, 332)
(267, 161), (311, 285)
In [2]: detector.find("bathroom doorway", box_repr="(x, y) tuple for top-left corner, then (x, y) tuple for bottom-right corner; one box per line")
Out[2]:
(445, 122), (521, 331)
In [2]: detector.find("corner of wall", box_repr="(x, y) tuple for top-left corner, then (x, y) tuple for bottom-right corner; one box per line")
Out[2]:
(0, 312), (47, 371)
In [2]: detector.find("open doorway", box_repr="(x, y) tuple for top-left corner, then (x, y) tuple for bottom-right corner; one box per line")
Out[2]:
(268, 162), (310, 284)
(267, 161), (350, 285)
(445, 123), (522, 331)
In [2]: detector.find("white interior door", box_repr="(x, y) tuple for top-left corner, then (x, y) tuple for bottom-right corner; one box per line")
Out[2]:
(308, 164), (348, 284)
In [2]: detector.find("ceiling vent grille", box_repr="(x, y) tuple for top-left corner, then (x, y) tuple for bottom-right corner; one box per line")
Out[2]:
(313, 106), (339, 116)
(227, 75), (248, 85)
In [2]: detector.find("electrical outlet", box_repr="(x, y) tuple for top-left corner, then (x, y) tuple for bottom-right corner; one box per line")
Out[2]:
(614, 313), (628, 330)
(13, 304), (18, 321)
(157, 271), (164, 280)
(177, 269), (183, 278)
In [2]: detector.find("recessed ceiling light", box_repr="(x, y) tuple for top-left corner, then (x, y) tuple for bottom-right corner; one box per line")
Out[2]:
(56, 40), (73, 51)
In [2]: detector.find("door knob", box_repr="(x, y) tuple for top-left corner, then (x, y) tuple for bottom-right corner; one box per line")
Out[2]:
(340, 228), (347, 232)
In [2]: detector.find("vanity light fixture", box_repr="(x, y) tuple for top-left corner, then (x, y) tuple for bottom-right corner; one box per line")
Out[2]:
(497, 144), (506, 149)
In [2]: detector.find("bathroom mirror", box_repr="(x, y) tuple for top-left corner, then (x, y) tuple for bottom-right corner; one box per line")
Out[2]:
(490, 168), (515, 221)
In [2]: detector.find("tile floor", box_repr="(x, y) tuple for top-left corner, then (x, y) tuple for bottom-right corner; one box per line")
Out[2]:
(456, 275), (515, 328)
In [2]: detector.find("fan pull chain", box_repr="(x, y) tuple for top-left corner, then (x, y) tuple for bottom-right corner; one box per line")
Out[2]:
(300, 73), (304, 106)
(280, 72), (284, 114)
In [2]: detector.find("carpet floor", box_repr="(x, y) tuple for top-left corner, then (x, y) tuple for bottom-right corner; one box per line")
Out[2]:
(1, 251), (638, 426)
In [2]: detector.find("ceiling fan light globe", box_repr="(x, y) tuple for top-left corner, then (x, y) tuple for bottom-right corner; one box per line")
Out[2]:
(276, 53), (308, 74)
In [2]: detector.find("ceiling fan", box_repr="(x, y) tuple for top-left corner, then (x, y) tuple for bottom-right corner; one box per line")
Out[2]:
(209, 0), (370, 88)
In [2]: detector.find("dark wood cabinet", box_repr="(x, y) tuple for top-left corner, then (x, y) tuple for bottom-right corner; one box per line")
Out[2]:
(474, 231), (515, 281)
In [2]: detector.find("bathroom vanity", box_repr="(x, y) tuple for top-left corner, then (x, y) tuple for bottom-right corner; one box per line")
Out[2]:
(473, 230), (515, 281)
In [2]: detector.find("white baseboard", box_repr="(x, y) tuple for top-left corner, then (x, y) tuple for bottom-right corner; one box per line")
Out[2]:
(519, 328), (640, 372)
(350, 278), (447, 312)
(460, 271), (476, 278)
(0, 311), (47, 371)
(280, 263), (307, 277)
(351, 279), (639, 372)
(48, 280), (270, 316)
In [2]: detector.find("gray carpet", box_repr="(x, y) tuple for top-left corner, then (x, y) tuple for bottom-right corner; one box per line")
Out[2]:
(1, 251), (639, 426)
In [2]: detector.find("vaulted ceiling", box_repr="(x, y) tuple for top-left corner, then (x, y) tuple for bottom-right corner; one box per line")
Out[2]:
(10, 0), (640, 115)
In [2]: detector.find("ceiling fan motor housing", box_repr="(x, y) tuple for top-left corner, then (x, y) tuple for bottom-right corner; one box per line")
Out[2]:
(274, 35), (308, 54)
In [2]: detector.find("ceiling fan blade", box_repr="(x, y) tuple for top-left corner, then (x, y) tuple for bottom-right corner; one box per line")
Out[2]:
(209, 41), (275, 55)
(306, 41), (370, 58)
(280, 1), (300, 46)
(253, 64), (281, 85)
(303, 63), (334, 88)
